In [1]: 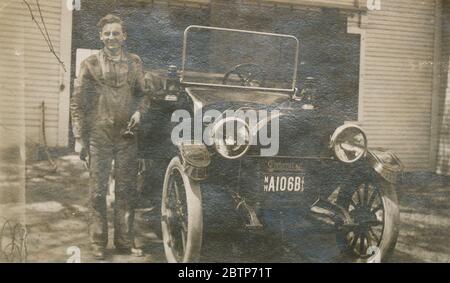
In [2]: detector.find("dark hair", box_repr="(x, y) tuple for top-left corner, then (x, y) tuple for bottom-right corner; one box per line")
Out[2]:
(97, 14), (126, 33)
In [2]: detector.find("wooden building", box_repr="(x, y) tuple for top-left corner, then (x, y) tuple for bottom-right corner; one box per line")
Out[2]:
(0, 0), (72, 150)
(0, 0), (447, 172)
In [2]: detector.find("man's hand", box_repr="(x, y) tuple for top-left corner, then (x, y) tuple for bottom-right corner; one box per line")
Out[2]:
(129, 111), (141, 129)
(75, 138), (88, 161)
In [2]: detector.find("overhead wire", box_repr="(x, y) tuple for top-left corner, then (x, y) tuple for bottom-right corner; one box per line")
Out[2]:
(21, 0), (67, 72)
(35, 0), (55, 52)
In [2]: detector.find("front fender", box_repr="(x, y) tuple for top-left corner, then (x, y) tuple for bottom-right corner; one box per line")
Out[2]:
(178, 142), (211, 181)
(365, 148), (404, 184)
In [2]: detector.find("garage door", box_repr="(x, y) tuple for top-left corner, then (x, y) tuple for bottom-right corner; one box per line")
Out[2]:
(359, 0), (438, 171)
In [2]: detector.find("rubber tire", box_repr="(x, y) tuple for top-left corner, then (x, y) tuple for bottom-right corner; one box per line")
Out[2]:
(336, 177), (400, 262)
(161, 156), (203, 263)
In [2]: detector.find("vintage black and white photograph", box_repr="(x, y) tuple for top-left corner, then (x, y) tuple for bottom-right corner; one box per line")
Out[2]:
(0, 0), (449, 263)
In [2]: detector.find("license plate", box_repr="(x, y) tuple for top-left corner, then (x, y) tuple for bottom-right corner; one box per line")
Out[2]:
(263, 174), (305, 192)
(262, 159), (305, 193)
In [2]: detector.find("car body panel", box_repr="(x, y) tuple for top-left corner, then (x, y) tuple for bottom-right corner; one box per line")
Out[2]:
(185, 87), (292, 109)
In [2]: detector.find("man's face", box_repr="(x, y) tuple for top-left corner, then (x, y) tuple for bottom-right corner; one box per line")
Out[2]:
(100, 23), (126, 52)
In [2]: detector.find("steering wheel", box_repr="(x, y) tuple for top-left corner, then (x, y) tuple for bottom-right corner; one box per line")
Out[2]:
(222, 63), (266, 87)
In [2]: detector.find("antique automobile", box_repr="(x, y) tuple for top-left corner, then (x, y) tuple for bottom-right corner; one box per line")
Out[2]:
(141, 26), (403, 263)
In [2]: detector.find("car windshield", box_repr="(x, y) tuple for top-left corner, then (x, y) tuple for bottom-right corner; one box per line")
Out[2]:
(181, 26), (299, 92)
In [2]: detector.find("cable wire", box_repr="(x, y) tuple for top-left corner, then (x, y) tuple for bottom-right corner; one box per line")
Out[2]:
(22, 0), (67, 72)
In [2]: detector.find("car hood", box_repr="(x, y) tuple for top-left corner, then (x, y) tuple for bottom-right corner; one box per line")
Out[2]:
(273, 109), (341, 157)
(184, 87), (346, 158)
(185, 87), (292, 111)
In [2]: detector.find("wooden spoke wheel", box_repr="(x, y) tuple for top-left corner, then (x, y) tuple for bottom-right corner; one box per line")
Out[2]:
(161, 157), (203, 263)
(335, 178), (399, 262)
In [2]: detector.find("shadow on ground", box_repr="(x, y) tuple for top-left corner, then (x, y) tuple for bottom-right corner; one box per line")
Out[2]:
(22, 155), (450, 263)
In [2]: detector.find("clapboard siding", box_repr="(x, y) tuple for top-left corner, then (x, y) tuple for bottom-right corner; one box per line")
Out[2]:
(242, 0), (358, 9)
(439, 1), (450, 130)
(0, 0), (70, 148)
(0, 2), (25, 150)
(138, 0), (362, 10)
(360, 0), (437, 171)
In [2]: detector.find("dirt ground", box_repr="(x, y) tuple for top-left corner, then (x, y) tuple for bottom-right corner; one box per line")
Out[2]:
(14, 154), (450, 262)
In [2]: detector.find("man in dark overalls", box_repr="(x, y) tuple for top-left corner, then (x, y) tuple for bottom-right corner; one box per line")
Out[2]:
(71, 14), (150, 259)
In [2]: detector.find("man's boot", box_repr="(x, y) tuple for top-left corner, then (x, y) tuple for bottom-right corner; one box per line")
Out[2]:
(91, 245), (106, 260)
(115, 246), (144, 257)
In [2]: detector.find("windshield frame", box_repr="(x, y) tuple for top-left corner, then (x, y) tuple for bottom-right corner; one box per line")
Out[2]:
(181, 25), (300, 93)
